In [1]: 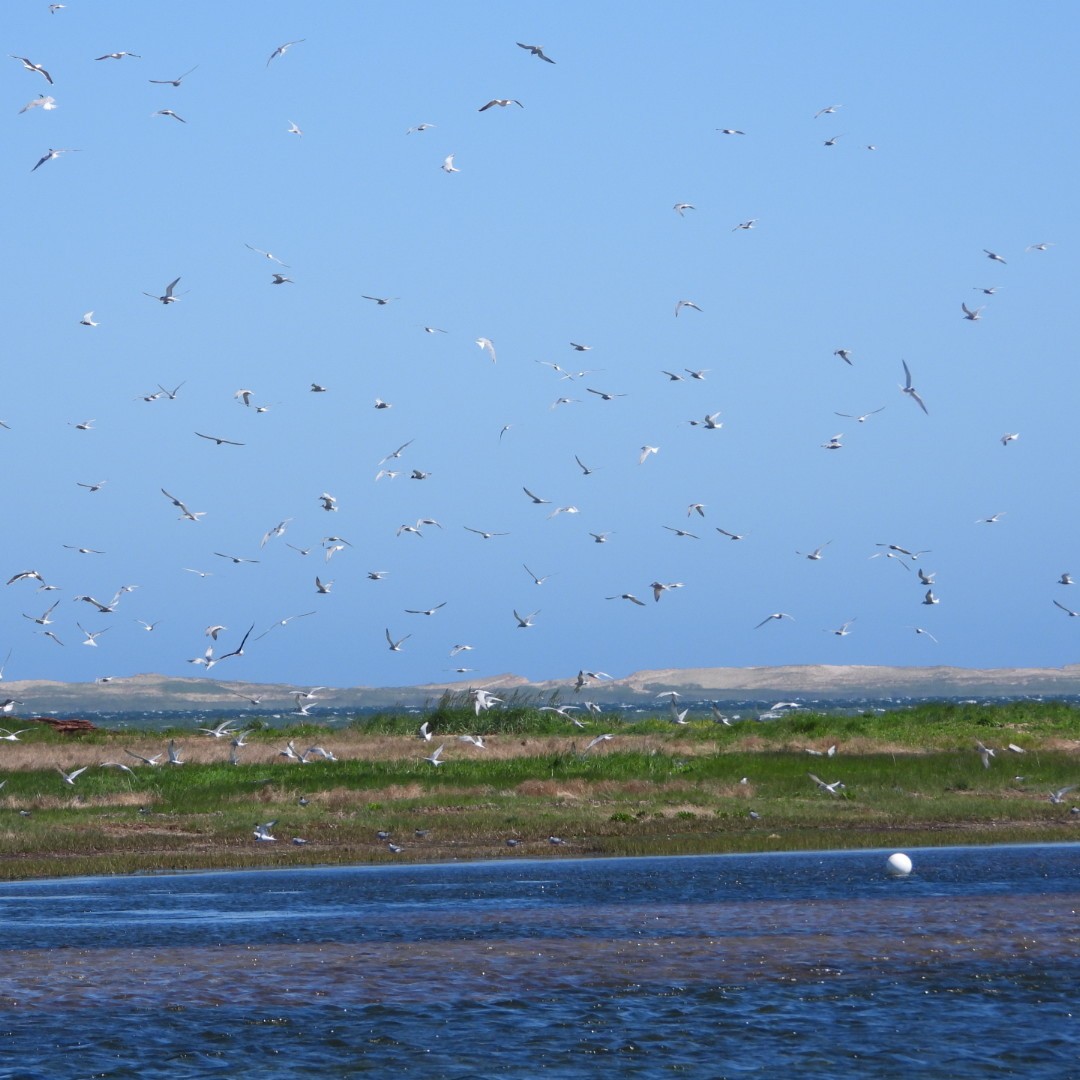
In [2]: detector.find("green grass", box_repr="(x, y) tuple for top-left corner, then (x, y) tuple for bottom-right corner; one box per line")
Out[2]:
(0, 701), (1076, 879)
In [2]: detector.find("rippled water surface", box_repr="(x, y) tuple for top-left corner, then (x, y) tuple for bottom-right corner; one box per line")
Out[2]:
(1, 846), (1077, 1078)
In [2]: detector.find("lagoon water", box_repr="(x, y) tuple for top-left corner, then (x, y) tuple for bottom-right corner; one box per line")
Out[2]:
(1, 845), (1077, 1078)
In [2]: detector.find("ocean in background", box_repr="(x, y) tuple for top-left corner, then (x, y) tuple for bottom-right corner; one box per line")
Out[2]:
(1, 845), (1077, 1078)
(42, 694), (1080, 732)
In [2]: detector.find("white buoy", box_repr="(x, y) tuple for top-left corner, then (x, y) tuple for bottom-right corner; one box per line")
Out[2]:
(886, 852), (913, 877)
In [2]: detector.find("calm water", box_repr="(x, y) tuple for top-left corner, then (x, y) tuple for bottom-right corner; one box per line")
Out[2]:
(0, 846), (1076, 1078)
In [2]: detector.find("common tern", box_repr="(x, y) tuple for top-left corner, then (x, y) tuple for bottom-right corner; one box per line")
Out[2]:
(149, 66), (198, 86)
(11, 56), (53, 84)
(516, 42), (556, 63)
(754, 612), (794, 628)
(900, 359), (928, 414)
(32, 147), (80, 172)
(267, 39), (304, 66)
(144, 277), (181, 304)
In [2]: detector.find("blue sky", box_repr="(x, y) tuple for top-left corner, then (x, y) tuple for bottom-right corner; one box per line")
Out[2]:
(4, 0), (1077, 689)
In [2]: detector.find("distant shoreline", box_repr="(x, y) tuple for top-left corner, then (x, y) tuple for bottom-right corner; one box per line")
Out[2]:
(6, 662), (1080, 716)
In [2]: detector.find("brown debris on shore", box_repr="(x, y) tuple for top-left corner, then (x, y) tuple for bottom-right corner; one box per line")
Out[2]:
(24, 716), (97, 736)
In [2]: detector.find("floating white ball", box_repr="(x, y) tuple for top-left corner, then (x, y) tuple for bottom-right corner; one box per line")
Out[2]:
(886, 852), (913, 877)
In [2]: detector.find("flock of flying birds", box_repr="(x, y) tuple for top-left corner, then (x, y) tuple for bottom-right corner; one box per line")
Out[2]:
(3, 14), (1073, 712)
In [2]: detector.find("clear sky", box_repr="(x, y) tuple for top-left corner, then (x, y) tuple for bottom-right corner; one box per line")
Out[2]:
(4, 0), (1077, 689)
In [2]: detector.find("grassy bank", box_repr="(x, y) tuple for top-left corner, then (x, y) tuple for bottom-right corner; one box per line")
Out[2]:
(0, 700), (1077, 880)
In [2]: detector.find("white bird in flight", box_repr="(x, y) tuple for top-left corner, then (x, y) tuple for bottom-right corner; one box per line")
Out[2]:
(650, 581), (684, 602)
(244, 244), (289, 266)
(464, 526), (508, 540)
(11, 55), (53, 84)
(900, 359), (929, 414)
(144, 277), (181, 304)
(267, 39), (305, 66)
(254, 820), (278, 842)
(517, 42), (556, 63)
(405, 602), (447, 616)
(19, 94), (57, 113)
(523, 564), (552, 586)
(689, 412), (723, 430)
(808, 773), (846, 796)
(607, 592), (646, 606)
(755, 612), (794, 628)
(76, 622), (108, 648)
(32, 147), (80, 172)
(975, 739), (995, 769)
(835, 407), (884, 423)
(585, 733), (615, 751)
(149, 66), (198, 86)
(23, 599), (60, 626)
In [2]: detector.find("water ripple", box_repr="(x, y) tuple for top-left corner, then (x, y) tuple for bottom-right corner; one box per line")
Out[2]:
(0, 847), (1077, 1077)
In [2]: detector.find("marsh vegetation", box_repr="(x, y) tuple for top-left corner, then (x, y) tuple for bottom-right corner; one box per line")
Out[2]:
(0, 698), (1076, 880)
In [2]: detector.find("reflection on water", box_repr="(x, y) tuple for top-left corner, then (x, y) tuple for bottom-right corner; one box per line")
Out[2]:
(1, 846), (1077, 1077)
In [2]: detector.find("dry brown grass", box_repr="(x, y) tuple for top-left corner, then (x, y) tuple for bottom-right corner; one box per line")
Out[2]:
(1043, 737), (1080, 752)
(0, 729), (954, 773)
